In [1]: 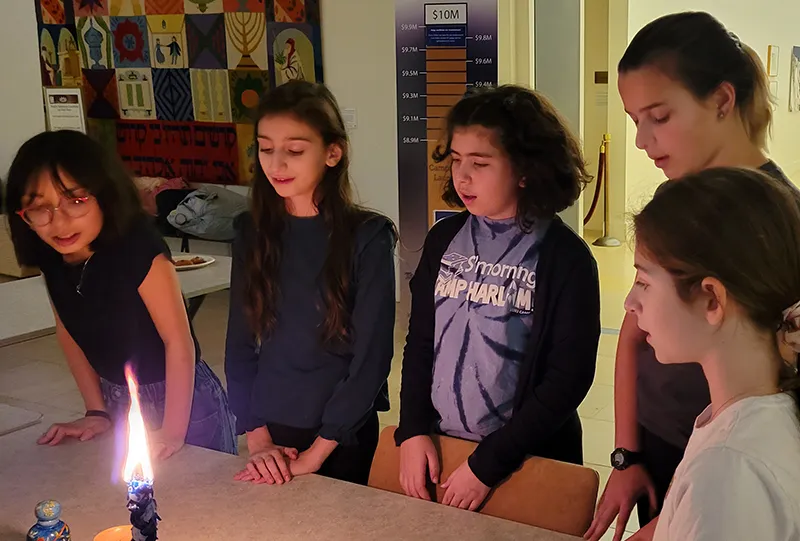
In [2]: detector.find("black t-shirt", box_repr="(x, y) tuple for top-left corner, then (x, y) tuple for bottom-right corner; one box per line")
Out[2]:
(40, 217), (201, 385)
(637, 160), (795, 449)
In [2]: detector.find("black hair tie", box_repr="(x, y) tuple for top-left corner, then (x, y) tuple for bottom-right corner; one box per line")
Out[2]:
(85, 409), (111, 422)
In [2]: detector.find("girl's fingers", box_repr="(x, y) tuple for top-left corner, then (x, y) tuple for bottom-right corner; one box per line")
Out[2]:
(442, 487), (454, 506)
(585, 505), (617, 541)
(265, 455), (286, 484)
(426, 452), (440, 484)
(237, 471), (254, 482)
(157, 444), (171, 461)
(584, 521), (598, 540)
(49, 427), (69, 446)
(413, 475), (430, 501)
(38, 424), (61, 444)
(246, 461), (263, 481)
(254, 458), (276, 485)
(275, 455), (292, 482)
(615, 504), (634, 539)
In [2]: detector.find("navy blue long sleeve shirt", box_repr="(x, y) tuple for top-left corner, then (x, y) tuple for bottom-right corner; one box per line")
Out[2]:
(225, 212), (396, 445)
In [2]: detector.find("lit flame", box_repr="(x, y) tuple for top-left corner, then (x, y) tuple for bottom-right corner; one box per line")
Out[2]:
(122, 365), (153, 484)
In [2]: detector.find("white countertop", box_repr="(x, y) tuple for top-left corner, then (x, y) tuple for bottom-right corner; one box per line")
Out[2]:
(0, 417), (577, 541)
(0, 255), (231, 347)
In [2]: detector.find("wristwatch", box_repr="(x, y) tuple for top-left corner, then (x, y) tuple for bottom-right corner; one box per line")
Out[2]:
(610, 447), (643, 471)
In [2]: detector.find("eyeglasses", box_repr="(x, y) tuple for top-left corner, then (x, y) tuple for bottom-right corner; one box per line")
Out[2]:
(17, 193), (94, 227)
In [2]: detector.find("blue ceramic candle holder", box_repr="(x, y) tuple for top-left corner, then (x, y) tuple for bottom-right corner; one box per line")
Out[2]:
(27, 500), (71, 541)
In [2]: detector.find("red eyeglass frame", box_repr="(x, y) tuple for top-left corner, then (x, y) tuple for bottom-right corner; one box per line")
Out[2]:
(16, 195), (93, 226)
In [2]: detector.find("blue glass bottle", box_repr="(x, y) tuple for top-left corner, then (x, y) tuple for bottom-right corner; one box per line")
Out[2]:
(27, 500), (71, 541)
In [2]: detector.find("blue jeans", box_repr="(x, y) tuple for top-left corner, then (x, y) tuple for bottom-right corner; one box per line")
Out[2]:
(101, 360), (237, 455)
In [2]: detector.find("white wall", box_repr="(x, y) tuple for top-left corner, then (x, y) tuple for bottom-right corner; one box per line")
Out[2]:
(605, 0), (629, 240)
(498, 0), (534, 87)
(582, 0), (609, 233)
(534, 0), (585, 233)
(618, 2), (800, 220)
(0, 2), (46, 179)
(320, 1), (400, 228)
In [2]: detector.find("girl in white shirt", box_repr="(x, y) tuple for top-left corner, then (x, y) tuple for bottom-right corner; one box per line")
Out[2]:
(624, 166), (800, 541)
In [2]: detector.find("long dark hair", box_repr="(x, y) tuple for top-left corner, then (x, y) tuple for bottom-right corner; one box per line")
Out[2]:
(244, 80), (391, 345)
(619, 11), (772, 149)
(634, 167), (800, 395)
(434, 85), (590, 231)
(4, 130), (144, 267)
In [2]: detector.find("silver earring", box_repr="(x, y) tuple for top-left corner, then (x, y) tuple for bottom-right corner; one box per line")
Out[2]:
(718, 111), (725, 119)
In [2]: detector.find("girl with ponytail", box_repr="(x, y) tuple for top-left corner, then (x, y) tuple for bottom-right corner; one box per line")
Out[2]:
(587, 11), (797, 541)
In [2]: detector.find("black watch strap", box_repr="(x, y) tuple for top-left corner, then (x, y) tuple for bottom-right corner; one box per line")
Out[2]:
(611, 447), (643, 470)
(85, 410), (111, 422)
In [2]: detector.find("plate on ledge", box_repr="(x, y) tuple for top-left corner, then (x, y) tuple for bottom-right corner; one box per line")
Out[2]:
(171, 254), (216, 271)
(0, 403), (43, 436)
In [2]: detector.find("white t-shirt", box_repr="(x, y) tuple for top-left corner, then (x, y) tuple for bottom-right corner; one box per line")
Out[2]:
(653, 393), (800, 541)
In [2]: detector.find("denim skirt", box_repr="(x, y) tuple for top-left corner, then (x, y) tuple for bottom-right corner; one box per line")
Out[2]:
(100, 359), (237, 455)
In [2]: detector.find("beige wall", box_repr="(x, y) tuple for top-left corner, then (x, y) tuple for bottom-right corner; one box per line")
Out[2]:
(616, 1), (800, 229)
(582, 0), (610, 233)
(533, 0), (585, 234)
(604, 0), (629, 240)
(498, 0), (534, 87)
(320, 1), (400, 226)
(0, 2), (46, 178)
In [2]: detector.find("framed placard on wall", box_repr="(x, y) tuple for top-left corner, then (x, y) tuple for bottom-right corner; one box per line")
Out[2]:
(44, 87), (87, 133)
(768, 45), (780, 78)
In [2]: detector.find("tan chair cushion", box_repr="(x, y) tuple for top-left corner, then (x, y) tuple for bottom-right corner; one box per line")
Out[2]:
(369, 426), (598, 537)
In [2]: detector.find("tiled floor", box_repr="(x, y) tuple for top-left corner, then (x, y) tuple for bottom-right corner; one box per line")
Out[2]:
(0, 239), (636, 540)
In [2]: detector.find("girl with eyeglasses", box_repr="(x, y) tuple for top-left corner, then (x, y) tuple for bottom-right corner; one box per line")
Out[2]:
(4, 130), (236, 459)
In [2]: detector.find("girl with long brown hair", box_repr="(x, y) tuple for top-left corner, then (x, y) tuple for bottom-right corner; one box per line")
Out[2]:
(225, 81), (397, 486)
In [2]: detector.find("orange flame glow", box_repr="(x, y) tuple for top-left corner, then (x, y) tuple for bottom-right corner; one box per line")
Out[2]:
(122, 365), (153, 483)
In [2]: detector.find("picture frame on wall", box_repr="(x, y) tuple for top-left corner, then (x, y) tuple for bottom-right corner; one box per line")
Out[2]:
(790, 46), (800, 112)
(767, 45), (780, 78)
(43, 87), (87, 133)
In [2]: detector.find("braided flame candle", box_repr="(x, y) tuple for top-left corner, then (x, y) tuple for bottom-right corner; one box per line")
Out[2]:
(123, 365), (160, 541)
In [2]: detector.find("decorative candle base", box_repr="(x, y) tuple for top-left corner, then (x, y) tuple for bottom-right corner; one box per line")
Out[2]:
(27, 500), (71, 541)
(93, 526), (129, 541)
(127, 478), (160, 541)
